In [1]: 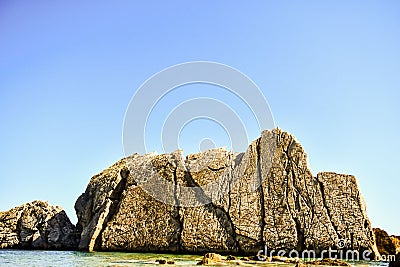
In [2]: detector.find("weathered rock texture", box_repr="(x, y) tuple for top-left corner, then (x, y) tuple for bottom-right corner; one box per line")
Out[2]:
(75, 129), (379, 255)
(0, 201), (78, 249)
(392, 236), (400, 254)
(374, 228), (400, 256)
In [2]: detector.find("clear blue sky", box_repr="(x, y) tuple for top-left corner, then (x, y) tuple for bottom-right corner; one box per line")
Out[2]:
(1, 1), (399, 234)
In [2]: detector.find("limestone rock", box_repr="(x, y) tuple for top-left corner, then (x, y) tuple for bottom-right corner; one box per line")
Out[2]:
(0, 200), (78, 249)
(75, 128), (378, 255)
(226, 255), (236, 260)
(391, 236), (400, 254)
(197, 253), (223, 265)
(374, 228), (397, 256)
(295, 262), (308, 267)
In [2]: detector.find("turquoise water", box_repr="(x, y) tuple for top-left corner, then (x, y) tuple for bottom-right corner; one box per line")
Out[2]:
(1, 250), (198, 267)
(0, 250), (390, 267)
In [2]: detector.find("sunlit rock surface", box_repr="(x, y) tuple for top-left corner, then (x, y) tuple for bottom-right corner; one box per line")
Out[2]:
(0, 201), (78, 249)
(75, 128), (379, 255)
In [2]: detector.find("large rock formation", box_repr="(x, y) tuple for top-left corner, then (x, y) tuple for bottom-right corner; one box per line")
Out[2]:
(0, 201), (78, 249)
(75, 128), (379, 255)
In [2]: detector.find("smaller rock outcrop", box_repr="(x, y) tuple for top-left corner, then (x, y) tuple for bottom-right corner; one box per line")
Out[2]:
(392, 236), (400, 254)
(155, 259), (175, 264)
(374, 228), (397, 256)
(374, 229), (400, 266)
(226, 255), (236, 261)
(197, 253), (223, 265)
(295, 262), (308, 267)
(0, 201), (78, 249)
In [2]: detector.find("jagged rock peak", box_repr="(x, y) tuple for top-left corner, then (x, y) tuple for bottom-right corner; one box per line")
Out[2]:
(75, 128), (379, 255)
(0, 200), (78, 249)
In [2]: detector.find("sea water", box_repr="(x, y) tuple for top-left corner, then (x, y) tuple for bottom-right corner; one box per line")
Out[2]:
(0, 250), (390, 267)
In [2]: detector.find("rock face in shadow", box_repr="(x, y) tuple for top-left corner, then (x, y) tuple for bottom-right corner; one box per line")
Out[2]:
(389, 253), (400, 267)
(374, 228), (400, 256)
(75, 128), (379, 255)
(0, 201), (78, 249)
